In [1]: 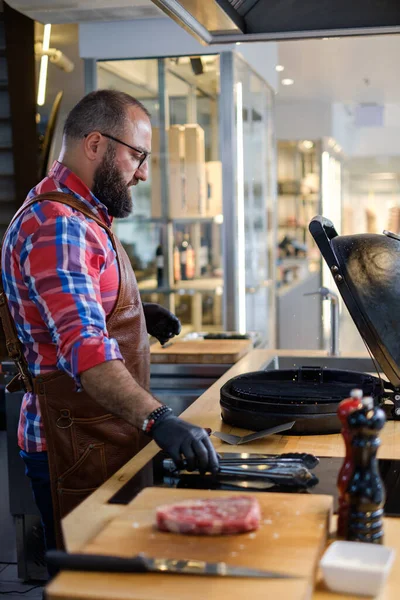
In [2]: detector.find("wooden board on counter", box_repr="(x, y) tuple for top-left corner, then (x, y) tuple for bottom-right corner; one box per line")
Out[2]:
(150, 339), (252, 364)
(48, 487), (332, 600)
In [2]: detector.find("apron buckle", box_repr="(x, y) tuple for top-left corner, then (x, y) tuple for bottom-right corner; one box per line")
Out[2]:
(56, 409), (73, 429)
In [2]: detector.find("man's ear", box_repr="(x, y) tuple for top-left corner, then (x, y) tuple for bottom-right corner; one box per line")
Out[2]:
(84, 132), (103, 161)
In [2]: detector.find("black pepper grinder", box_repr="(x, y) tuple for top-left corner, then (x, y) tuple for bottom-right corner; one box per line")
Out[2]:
(346, 396), (386, 544)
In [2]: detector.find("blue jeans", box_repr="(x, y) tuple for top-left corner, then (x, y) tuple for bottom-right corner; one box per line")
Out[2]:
(20, 450), (57, 555)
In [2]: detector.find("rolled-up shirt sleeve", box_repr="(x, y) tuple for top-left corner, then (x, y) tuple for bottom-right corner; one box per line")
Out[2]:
(20, 214), (123, 384)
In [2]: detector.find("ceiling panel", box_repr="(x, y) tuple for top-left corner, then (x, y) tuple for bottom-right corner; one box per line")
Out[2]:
(276, 35), (400, 104)
(6, 0), (164, 23)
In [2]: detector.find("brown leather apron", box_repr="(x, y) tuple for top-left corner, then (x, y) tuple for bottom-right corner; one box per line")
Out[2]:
(0, 192), (151, 548)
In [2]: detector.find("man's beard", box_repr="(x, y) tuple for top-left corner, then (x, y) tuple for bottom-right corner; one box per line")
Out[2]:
(92, 144), (133, 218)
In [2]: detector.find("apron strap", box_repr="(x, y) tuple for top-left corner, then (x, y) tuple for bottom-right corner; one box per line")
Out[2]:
(0, 191), (116, 392)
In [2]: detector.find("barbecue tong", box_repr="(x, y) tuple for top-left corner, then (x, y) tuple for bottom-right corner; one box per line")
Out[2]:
(162, 452), (319, 489)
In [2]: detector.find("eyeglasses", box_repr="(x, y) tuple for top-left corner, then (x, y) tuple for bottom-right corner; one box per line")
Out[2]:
(85, 132), (150, 168)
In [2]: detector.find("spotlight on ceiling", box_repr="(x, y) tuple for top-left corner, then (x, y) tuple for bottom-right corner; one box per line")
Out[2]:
(282, 78), (294, 86)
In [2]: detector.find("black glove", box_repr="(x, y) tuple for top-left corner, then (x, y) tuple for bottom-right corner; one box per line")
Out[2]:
(151, 414), (219, 474)
(142, 303), (181, 345)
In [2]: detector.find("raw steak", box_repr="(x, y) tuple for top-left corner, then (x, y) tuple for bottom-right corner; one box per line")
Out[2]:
(156, 495), (261, 535)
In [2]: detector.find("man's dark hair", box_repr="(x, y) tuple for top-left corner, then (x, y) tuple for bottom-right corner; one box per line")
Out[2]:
(63, 89), (151, 142)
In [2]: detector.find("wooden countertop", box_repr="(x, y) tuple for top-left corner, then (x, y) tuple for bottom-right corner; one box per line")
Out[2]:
(150, 339), (252, 364)
(49, 349), (400, 600)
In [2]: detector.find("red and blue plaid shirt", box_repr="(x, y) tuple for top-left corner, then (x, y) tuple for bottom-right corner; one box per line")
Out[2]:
(1, 161), (123, 452)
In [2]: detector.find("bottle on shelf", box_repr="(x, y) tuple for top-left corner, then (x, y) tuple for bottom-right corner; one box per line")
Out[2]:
(186, 233), (195, 280)
(346, 396), (386, 544)
(179, 233), (188, 281)
(155, 243), (164, 288)
(336, 388), (364, 538)
(173, 242), (181, 284)
(199, 237), (209, 276)
(180, 230), (195, 280)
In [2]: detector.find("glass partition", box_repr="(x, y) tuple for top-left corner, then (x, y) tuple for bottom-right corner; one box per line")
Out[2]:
(276, 140), (321, 288)
(97, 55), (223, 334)
(234, 54), (276, 342)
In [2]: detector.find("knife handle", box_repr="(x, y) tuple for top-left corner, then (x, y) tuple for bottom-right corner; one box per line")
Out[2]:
(46, 551), (150, 574)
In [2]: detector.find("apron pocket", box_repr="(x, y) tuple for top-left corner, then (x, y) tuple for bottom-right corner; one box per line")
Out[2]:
(57, 486), (98, 518)
(57, 442), (107, 491)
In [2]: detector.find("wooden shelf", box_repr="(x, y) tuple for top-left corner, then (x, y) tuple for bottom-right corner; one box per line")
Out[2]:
(130, 216), (221, 225)
(138, 277), (224, 293)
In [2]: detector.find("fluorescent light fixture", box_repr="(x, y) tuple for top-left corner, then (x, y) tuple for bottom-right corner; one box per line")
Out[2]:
(282, 78), (294, 86)
(42, 23), (51, 52)
(236, 42), (241, 45)
(37, 56), (49, 106)
(236, 81), (246, 335)
(275, 65), (284, 72)
(37, 24), (51, 106)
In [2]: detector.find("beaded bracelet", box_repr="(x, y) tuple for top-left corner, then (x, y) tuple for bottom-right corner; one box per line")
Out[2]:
(142, 404), (173, 435)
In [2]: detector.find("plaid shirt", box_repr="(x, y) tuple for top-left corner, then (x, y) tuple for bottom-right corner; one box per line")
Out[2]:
(1, 161), (123, 452)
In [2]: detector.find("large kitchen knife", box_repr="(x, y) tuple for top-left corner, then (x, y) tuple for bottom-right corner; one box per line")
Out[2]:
(46, 551), (300, 579)
(212, 421), (295, 445)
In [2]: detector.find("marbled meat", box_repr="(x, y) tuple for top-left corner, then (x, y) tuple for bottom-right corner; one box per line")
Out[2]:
(156, 495), (261, 535)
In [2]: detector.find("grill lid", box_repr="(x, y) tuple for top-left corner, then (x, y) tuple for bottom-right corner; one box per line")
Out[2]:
(309, 216), (400, 388)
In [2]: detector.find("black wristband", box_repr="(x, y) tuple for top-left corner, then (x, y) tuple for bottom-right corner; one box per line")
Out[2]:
(142, 405), (173, 435)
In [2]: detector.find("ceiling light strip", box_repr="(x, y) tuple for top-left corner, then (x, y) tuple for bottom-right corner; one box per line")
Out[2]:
(37, 24), (51, 106)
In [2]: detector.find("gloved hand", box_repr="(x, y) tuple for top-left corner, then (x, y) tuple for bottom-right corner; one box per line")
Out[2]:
(142, 302), (181, 345)
(151, 413), (219, 474)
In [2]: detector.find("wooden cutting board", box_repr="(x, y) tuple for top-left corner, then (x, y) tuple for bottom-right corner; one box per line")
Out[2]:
(150, 339), (252, 364)
(48, 488), (332, 600)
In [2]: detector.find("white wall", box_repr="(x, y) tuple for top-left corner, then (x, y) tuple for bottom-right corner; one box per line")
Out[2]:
(351, 127), (400, 157)
(348, 103), (400, 157)
(237, 42), (278, 92)
(79, 18), (278, 92)
(275, 101), (332, 141)
(331, 103), (354, 155)
(275, 98), (400, 159)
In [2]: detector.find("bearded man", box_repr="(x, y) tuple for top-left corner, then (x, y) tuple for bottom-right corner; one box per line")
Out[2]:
(0, 90), (218, 553)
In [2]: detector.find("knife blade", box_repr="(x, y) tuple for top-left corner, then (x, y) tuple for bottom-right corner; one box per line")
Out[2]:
(212, 421), (295, 445)
(161, 341), (174, 349)
(46, 551), (299, 579)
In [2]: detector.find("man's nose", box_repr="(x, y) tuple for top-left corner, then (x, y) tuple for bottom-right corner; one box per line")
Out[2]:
(135, 160), (149, 182)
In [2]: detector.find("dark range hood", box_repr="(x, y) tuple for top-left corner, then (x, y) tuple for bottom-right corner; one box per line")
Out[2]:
(150, 1), (400, 45)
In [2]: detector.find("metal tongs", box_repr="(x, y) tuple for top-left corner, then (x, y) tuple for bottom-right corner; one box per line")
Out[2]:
(162, 452), (319, 489)
(215, 464), (317, 489)
(217, 452), (319, 469)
